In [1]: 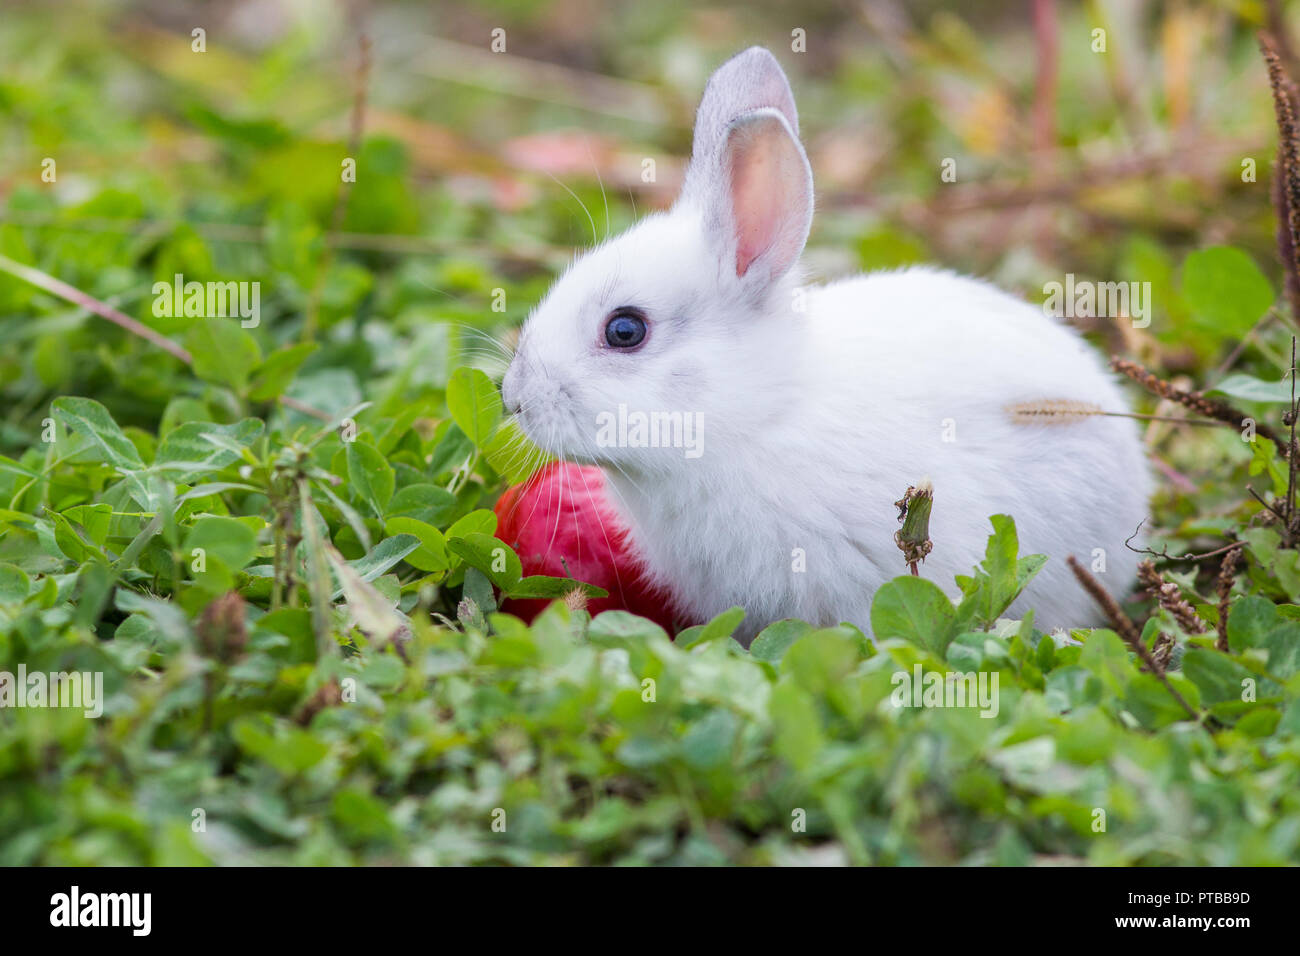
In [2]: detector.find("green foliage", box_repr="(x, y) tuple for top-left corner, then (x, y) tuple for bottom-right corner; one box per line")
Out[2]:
(1181, 247), (1274, 337)
(1, 0), (1299, 867)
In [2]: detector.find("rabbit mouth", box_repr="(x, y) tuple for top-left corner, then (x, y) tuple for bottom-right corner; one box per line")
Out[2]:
(512, 387), (603, 466)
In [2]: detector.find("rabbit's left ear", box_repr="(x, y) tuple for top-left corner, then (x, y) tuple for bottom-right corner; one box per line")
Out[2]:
(688, 47), (800, 166)
(682, 48), (812, 291)
(717, 109), (812, 284)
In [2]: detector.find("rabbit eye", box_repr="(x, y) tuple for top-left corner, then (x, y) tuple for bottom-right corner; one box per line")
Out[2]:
(604, 308), (647, 349)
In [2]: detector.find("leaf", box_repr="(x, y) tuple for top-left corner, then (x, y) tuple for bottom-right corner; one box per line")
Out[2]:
(446, 366), (502, 446)
(427, 422), (474, 477)
(383, 517), (448, 572)
(1242, 528), (1300, 601)
(871, 575), (957, 656)
(506, 574), (607, 599)
(331, 534), (421, 599)
(680, 709), (738, 770)
(346, 440), (395, 517)
(750, 619), (813, 663)
(462, 566), (497, 620)
(1226, 596), (1300, 680)
(1124, 672), (1201, 729)
(482, 419), (548, 484)
(446, 509), (498, 540)
(1207, 373), (1296, 404)
(679, 606), (745, 648)
(51, 397), (143, 470)
(317, 480), (372, 554)
(769, 681), (824, 773)
(387, 483), (456, 524)
(62, 503), (112, 546)
(154, 418), (264, 477)
(1078, 629), (1134, 698)
(954, 515), (1046, 631)
(781, 628), (864, 693)
(249, 342), (317, 401)
(0, 563), (30, 604)
(1182, 648), (1257, 707)
(325, 544), (408, 646)
(299, 483), (335, 654)
(446, 532), (522, 591)
(588, 610), (669, 644)
(51, 511), (106, 563)
(1181, 246), (1274, 337)
(230, 717), (328, 775)
(185, 320), (263, 391)
(115, 590), (192, 646)
(183, 516), (258, 570)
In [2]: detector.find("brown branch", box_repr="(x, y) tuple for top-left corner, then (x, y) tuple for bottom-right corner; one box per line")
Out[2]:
(1066, 554), (1144, 648)
(1067, 555), (1200, 721)
(1110, 356), (1286, 450)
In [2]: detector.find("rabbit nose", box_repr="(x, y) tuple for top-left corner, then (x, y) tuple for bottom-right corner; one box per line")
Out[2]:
(501, 364), (522, 415)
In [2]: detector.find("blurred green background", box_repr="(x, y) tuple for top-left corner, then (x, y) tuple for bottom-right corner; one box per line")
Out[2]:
(0, 0), (1291, 448)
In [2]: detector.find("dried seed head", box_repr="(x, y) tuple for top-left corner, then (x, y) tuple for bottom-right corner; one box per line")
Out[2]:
(294, 678), (343, 726)
(562, 586), (589, 614)
(197, 591), (248, 664)
(894, 479), (935, 568)
(1005, 398), (1106, 424)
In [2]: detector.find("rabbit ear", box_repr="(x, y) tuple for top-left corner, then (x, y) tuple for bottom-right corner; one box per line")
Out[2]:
(689, 47), (799, 165)
(712, 109), (813, 285)
(682, 49), (811, 290)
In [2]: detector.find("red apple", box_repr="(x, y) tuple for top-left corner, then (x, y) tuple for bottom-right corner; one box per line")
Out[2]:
(493, 462), (678, 633)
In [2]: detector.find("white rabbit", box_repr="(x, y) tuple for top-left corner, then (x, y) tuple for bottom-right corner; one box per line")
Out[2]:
(502, 46), (1150, 642)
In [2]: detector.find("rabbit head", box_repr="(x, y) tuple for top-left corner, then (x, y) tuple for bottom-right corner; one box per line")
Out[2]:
(503, 47), (814, 473)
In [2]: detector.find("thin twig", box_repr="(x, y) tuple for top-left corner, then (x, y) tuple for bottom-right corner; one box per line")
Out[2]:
(1247, 485), (1289, 523)
(1111, 356), (1286, 450)
(1066, 555), (1200, 721)
(1124, 519), (1242, 562)
(303, 18), (372, 342)
(1066, 554), (1144, 648)
(279, 396), (335, 421)
(0, 253), (192, 364)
